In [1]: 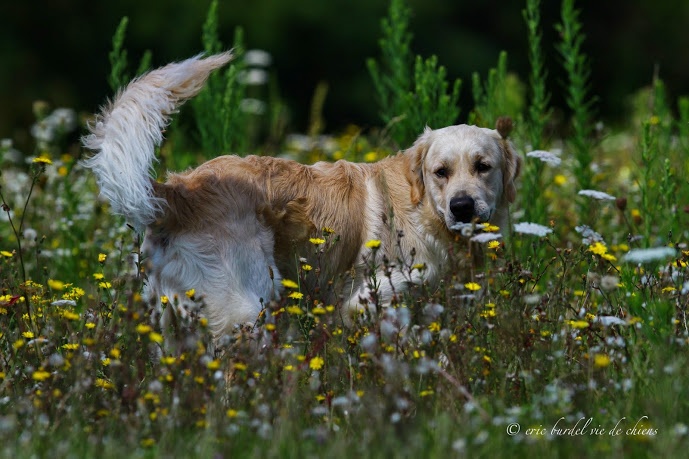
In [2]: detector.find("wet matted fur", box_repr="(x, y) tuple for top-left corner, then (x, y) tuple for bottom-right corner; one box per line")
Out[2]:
(83, 52), (521, 341)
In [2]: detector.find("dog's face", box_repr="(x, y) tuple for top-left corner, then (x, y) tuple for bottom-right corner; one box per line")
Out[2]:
(409, 124), (520, 231)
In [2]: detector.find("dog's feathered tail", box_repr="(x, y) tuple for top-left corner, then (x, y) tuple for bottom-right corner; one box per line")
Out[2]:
(82, 52), (233, 231)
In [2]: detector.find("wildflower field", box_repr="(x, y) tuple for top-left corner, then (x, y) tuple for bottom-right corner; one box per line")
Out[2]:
(2, 0), (689, 457)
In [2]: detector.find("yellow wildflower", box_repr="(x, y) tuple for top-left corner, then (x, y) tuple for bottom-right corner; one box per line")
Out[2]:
(85, 322), (96, 329)
(135, 324), (152, 334)
(365, 239), (381, 249)
(483, 224), (500, 232)
(594, 354), (611, 368)
(0, 250), (13, 258)
(288, 292), (304, 300)
(588, 242), (608, 256)
(62, 311), (80, 321)
(47, 279), (65, 290)
(207, 360), (221, 370)
(98, 281), (112, 289)
(161, 356), (176, 365)
(98, 253), (107, 263)
(568, 320), (590, 329)
(286, 305), (303, 315)
(464, 282), (481, 291)
(32, 370), (51, 381)
(63, 286), (85, 300)
(160, 296), (169, 305)
(140, 438), (156, 448)
(553, 174), (567, 186)
(32, 156), (52, 165)
(281, 279), (299, 289)
(363, 151), (378, 162)
(487, 240), (500, 250)
(22, 331), (34, 339)
(95, 378), (114, 390)
(185, 289), (195, 299)
(309, 237), (326, 245)
(149, 332), (164, 344)
(309, 356), (325, 370)
(311, 306), (326, 315)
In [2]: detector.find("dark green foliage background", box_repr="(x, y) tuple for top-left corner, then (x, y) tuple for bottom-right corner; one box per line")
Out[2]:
(2, 0), (689, 143)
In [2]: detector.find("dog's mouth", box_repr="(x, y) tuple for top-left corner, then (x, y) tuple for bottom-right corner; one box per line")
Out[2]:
(441, 199), (494, 234)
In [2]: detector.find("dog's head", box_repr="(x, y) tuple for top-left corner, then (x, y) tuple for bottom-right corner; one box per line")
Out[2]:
(407, 120), (521, 231)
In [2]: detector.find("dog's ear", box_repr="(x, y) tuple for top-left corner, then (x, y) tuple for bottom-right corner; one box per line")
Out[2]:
(405, 127), (432, 205)
(495, 117), (521, 203)
(502, 145), (521, 203)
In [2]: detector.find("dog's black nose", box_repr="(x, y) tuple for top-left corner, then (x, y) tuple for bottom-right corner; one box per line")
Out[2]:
(449, 196), (475, 223)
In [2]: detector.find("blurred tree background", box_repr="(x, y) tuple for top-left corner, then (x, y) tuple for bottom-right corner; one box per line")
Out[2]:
(1, 0), (689, 148)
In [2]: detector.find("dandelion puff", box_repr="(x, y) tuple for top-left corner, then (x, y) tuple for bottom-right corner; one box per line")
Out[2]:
(526, 150), (562, 166)
(622, 247), (676, 264)
(578, 189), (616, 200)
(513, 222), (552, 237)
(471, 232), (503, 243)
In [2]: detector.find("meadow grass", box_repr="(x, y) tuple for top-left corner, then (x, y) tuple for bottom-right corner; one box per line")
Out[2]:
(1, 0), (689, 457)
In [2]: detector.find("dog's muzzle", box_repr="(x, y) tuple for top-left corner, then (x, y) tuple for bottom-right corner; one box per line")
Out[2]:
(449, 196), (475, 224)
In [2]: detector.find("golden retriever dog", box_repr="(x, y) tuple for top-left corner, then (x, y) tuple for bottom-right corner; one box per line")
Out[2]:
(83, 52), (520, 341)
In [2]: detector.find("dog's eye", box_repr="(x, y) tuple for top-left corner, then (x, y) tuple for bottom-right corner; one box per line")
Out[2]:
(475, 161), (492, 173)
(434, 167), (448, 178)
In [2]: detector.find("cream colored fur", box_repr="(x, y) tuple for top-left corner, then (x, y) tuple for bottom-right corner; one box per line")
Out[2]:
(83, 53), (520, 340)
